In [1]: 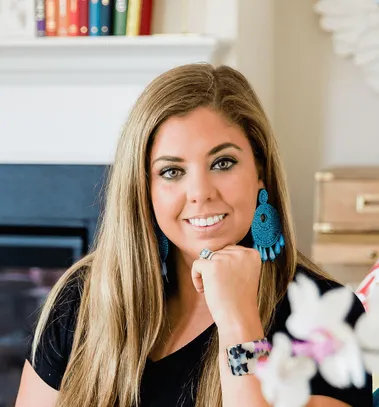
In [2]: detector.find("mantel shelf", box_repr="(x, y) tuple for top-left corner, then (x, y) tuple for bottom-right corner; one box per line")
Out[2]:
(0, 34), (217, 48)
(0, 34), (224, 84)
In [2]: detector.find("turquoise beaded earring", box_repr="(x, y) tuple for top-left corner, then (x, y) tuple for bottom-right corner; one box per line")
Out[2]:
(251, 189), (285, 262)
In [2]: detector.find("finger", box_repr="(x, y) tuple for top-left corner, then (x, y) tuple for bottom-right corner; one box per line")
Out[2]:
(220, 246), (260, 260)
(191, 261), (204, 293)
(221, 245), (250, 252)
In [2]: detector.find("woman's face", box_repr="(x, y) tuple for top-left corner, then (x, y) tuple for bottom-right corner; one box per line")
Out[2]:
(149, 107), (264, 261)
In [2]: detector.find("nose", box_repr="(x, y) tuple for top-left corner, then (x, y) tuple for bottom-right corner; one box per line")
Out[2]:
(186, 169), (218, 204)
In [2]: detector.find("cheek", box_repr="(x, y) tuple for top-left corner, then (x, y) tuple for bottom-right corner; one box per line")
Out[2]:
(151, 180), (183, 220)
(222, 172), (258, 207)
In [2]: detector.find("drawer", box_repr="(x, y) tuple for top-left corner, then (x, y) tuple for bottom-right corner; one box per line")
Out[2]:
(314, 168), (379, 232)
(312, 241), (379, 265)
(312, 233), (379, 265)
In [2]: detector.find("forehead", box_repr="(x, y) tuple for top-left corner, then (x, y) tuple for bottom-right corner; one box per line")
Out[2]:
(150, 107), (250, 159)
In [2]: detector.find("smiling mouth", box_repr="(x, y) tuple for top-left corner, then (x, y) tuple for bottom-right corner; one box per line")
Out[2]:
(185, 214), (228, 230)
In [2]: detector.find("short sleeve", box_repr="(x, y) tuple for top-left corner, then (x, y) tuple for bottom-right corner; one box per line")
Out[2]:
(25, 276), (82, 390)
(269, 268), (373, 407)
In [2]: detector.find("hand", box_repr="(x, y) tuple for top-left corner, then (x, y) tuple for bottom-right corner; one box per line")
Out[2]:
(191, 245), (262, 333)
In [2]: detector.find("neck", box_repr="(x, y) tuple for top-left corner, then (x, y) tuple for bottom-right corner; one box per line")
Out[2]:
(168, 247), (210, 315)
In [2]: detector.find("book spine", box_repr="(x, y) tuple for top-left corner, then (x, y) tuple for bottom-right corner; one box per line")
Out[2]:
(46, 0), (58, 36)
(89, 0), (101, 36)
(78, 0), (89, 35)
(35, 0), (46, 36)
(113, 0), (127, 35)
(58, 0), (69, 36)
(139, 0), (152, 35)
(99, 0), (111, 35)
(68, 0), (79, 36)
(126, 0), (141, 36)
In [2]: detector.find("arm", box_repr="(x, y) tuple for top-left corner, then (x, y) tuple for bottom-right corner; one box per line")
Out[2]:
(218, 311), (353, 407)
(15, 360), (59, 407)
(218, 311), (270, 407)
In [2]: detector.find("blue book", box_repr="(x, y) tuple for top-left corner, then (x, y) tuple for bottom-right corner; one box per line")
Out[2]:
(99, 0), (112, 35)
(89, 0), (101, 36)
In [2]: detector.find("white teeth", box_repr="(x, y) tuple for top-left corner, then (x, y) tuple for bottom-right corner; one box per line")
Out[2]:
(207, 217), (215, 226)
(189, 214), (226, 227)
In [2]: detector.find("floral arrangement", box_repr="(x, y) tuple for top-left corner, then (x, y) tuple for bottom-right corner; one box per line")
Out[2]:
(253, 274), (379, 407)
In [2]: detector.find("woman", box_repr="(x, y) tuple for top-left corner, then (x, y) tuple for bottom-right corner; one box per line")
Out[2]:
(16, 63), (372, 407)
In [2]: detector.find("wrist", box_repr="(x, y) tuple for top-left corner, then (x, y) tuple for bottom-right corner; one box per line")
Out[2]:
(217, 313), (264, 351)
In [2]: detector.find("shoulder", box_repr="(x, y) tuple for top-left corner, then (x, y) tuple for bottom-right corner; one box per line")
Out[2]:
(44, 272), (84, 343)
(26, 271), (84, 390)
(269, 265), (366, 337)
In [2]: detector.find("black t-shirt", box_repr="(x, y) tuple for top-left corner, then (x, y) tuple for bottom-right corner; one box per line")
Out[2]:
(25, 267), (373, 406)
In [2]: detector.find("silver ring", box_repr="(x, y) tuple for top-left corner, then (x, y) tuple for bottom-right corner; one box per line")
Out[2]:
(199, 248), (215, 260)
(208, 251), (216, 260)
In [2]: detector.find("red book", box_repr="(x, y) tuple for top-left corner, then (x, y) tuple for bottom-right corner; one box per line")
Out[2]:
(78, 0), (89, 35)
(68, 0), (79, 36)
(139, 0), (153, 35)
(46, 0), (58, 36)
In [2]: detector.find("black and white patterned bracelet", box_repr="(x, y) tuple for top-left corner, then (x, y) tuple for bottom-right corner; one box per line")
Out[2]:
(226, 338), (271, 376)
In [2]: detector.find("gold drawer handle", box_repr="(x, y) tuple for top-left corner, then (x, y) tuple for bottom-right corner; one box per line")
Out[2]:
(367, 250), (378, 260)
(356, 194), (379, 213)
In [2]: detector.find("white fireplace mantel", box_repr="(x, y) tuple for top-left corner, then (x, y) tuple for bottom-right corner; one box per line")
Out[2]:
(0, 35), (223, 164)
(0, 35), (220, 83)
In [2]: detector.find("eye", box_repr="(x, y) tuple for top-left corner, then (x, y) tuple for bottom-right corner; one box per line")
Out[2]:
(159, 167), (183, 180)
(213, 157), (237, 171)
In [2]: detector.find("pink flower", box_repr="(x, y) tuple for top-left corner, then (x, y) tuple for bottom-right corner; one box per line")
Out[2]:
(256, 333), (316, 407)
(285, 274), (366, 389)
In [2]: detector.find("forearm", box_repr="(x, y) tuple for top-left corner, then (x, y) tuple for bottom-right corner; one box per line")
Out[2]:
(218, 312), (270, 407)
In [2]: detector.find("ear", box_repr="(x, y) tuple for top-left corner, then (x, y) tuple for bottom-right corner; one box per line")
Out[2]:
(258, 178), (265, 190)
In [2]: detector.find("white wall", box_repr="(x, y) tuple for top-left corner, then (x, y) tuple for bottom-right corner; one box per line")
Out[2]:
(274, 0), (379, 255)
(236, 0), (275, 122)
(152, 0), (275, 119)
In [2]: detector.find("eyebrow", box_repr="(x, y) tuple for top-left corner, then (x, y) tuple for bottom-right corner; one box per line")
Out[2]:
(151, 142), (242, 167)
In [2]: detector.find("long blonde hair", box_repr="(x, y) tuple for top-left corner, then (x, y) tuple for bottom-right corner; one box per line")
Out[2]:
(30, 63), (326, 407)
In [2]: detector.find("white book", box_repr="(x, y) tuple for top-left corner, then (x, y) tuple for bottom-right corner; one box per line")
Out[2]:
(0, 0), (35, 39)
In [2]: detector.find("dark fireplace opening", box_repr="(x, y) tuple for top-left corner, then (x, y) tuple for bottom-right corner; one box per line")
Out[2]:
(0, 224), (89, 268)
(0, 163), (107, 407)
(0, 224), (90, 407)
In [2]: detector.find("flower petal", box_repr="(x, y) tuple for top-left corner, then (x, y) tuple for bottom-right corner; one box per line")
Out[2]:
(277, 373), (314, 407)
(256, 333), (316, 407)
(289, 274), (321, 308)
(355, 290), (379, 374)
(319, 325), (366, 388)
(319, 287), (354, 326)
(286, 274), (321, 339)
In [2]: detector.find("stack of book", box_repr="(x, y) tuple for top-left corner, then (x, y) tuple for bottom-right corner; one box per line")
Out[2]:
(36, 0), (153, 37)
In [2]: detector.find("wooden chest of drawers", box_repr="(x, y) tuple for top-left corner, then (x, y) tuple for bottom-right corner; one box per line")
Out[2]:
(311, 167), (379, 288)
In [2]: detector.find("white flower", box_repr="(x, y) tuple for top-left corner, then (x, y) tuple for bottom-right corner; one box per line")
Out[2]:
(286, 274), (366, 389)
(355, 286), (379, 374)
(256, 333), (316, 407)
